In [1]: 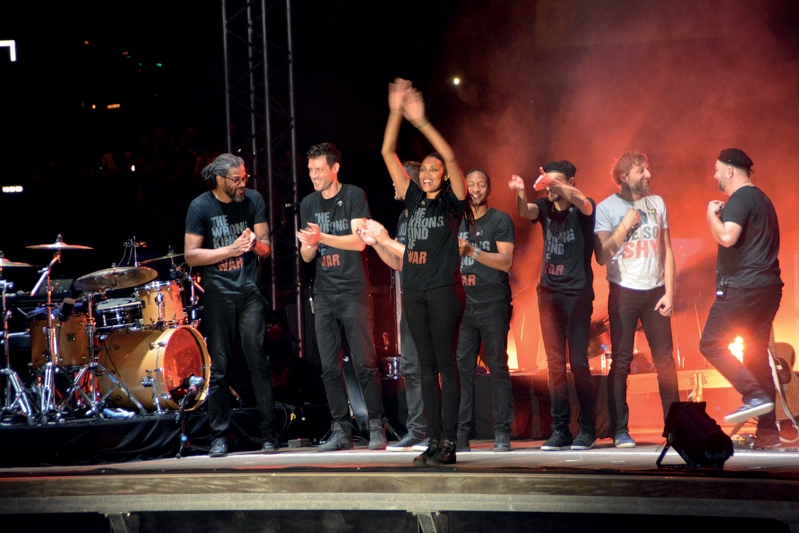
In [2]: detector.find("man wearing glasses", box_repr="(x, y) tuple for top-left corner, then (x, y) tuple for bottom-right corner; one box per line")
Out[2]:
(185, 153), (279, 457)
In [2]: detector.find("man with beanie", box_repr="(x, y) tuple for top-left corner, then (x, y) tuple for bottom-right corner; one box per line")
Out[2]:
(700, 148), (782, 448)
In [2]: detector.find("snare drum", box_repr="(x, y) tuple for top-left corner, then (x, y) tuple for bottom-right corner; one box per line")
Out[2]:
(135, 280), (185, 326)
(30, 314), (91, 369)
(95, 297), (142, 330)
(98, 325), (210, 411)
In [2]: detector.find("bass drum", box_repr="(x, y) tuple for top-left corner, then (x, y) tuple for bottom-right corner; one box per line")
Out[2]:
(99, 325), (210, 411)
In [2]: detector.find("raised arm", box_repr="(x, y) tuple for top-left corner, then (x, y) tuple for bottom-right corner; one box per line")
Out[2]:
(533, 169), (592, 216)
(402, 86), (466, 200)
(508, 174), (540, 220)
(382, 79), (411, 199)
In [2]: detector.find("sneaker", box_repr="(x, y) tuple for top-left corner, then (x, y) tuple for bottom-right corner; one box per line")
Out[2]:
(493, 433), (511, 452)
(614, 431), (636, 448)
(317, 421), (354, 452)
(724, 396), (775, 424)
(571, 431), (596, 450)
(411, 438), (430, 452)
(387, 433), (425, 451)
(456, 433), (471, 452)
(753, 432), (782, 450)
(427, 439), (457, 465)
(262, 435), (280, 454)
(368, 419), (388, 450)
(209, 437), (228, 458)
(541, 429), (573, 450)
(413, 439), (440, 465)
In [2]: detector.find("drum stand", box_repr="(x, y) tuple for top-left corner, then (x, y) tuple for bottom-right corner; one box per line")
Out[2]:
(27, 251), (81, 423)
(1, 278), (36, 422)
(70, 292), (147, 417)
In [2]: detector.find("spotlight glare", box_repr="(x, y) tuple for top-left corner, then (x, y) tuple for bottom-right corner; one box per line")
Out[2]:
(452, 77), (461, 86)
(131, 165), (136, 172)
(107, 103), (121, 109)
(2, 185), (23, 194)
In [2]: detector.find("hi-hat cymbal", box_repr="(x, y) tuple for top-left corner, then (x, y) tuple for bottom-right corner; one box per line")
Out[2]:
(26, 234), (93, 251)
(140, 251), (184, 265)
(75, 266), (157, 291)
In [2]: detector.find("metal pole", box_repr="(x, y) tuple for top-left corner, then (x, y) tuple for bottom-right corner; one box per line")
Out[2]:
(221, 0), (233, 153)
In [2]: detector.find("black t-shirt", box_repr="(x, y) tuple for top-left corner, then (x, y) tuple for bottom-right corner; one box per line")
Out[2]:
(533, 197), (596, 295)
(300, 183), (371, 294)
(396, 208), (410, 246)
(458, 207), (515, 304)
(184, 189), (265, 295)
(402, 181), (466, 291)
(717, 186), (782, 288)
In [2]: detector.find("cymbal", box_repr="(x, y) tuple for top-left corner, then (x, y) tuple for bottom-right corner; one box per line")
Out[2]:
(140, 252), (184, 265)
(0, 256), (35, 268)
(75, 266), (157, 291)
(26, 234), (93, 251)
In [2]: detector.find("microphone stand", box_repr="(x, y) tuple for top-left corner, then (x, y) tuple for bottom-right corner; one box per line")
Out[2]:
(175, 376), (205, 459)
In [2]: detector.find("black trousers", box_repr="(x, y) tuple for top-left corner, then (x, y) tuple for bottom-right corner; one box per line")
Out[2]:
(204, 289), (276, 440)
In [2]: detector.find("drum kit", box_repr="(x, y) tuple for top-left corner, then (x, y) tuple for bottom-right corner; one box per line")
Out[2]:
(1, 236), (210, 425)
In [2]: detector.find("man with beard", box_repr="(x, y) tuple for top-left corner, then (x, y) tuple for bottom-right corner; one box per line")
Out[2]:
(699, 149), (781, 448)
(594, 151), (680, 448)
(456, 169), (515, 452)
(296, 142), (387, 452)
(185, 153), (278, 457)
(509, 162), (597, 450)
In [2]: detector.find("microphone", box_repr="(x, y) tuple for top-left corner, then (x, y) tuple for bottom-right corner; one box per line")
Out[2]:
(185, 376), (204, 394)
(58, 297), (76, 322)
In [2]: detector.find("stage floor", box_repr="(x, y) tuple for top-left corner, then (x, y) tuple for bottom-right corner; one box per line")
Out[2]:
(2, 428), (799, 533)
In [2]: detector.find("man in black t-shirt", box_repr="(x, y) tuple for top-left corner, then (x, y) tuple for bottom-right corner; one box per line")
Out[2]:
(456, 169), (516, 452)
(185, 153), (278, 458)
(509, 161), (597, 451)
(297, 143), (386, 451)
(700, 148), (783, 448)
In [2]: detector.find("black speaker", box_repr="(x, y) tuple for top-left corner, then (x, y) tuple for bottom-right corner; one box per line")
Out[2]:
(657, 401), (733, 469)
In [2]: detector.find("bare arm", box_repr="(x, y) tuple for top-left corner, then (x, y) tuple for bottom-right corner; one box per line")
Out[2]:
(654, 228), (676, 316)
(508, 174), (540, 220)
(296, 220), (367, 263)
(382, 79), (410, 199)
(707, 200), (743, 247)
(459, 239), (514, 273)
(357, 219), (405, 271)
(534, 171), (592, 216)
(402, 86), (466, 200)
(251, 221), (272, 258)
(594, 209), (641, 266)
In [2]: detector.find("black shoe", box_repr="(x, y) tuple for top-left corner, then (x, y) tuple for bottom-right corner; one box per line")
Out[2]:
(724, 396), (775, 424)
(209, 438), (228, 458)
(541, 429), (572, 450)
(413, 439), (440, 465)
(427, 439), (457, 465)
(262, 435), (280, 454)
(493, 433), (511, 452)
(317, 421), (354, 452)
(571, 431), (596, 450)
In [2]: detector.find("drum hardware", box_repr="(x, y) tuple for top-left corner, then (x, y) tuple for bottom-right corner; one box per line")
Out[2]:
(0, 265), (36, 422)
(122, 237), (147, 267)
(175, 375), (205, 459)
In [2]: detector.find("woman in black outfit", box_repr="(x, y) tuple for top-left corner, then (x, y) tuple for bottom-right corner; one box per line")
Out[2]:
(380, 78), (468, 465)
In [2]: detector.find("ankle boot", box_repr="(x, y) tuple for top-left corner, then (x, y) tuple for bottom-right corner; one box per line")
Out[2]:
(317, 421), (354, 452)
(368, 419), (388, 450)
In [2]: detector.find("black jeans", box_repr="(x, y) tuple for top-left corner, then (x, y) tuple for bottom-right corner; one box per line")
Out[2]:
(400, 310), (426, 438)
(607, 283), (680, 434)
(700, 284), (782, 440)
(403, 284), (466, 442)
(537, 285), (596, 436)
(204, 289), (276, 440)
(457, 298), (514, 437)
(313, 290), (384, 424)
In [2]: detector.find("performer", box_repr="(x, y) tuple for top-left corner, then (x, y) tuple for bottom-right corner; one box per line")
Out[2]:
(456, 169), (515, 452)
(184, 153), (278, 457)
(594, 152), (680, 448)
(700, 149), (782, 448)
(357, 161), (428, 451)
(296, 142), (387, 451)
(509, 162), (597, 450)
(382, 78), (467, 465)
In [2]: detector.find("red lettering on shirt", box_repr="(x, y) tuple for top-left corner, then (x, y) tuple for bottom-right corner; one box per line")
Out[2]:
(407, 251), (427, 264)
(546, 264), (564, 276)
(462, 274), (476, 286)
(321, 254), (341, 267)
(218, 256), (243, 272)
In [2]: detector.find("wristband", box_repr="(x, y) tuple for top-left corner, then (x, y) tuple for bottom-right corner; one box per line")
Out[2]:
(470, 247), (481, 260)
(414, 119), (430, 129)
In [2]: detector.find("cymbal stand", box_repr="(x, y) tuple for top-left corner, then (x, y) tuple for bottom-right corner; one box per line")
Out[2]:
(1, 277), (36, 422)
(186, 270), (204, 329)
(28, 251), (76, 423)
(70, 291), (147, 417)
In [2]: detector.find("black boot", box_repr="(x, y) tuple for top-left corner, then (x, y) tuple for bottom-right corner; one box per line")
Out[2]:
(413, 438), (440, 465)
(317, 421), (354, 452)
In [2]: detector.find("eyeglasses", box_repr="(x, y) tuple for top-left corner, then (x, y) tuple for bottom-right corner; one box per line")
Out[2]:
(222, 173), (251, 185)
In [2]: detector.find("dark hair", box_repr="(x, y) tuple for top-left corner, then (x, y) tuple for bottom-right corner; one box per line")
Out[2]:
(403, 161), (421, 188)
(201, 153), (245, 188)
(306, 142), (342, 168)
(465, 168), (491, 189)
